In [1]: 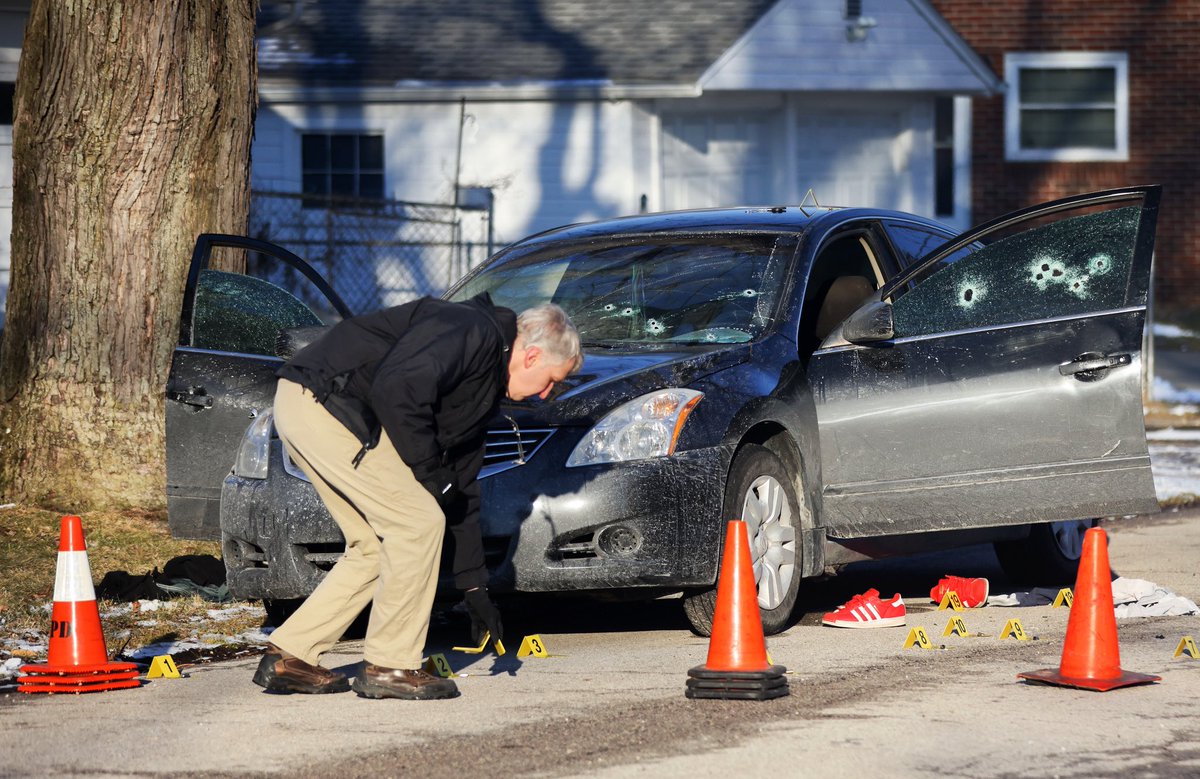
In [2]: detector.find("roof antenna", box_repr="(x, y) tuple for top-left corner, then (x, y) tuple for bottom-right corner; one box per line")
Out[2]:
(798, 188), (823, 217)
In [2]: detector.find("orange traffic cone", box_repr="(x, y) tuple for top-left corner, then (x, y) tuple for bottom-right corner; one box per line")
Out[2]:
(17, 516), (141, 694)
(686, 520), (788, 700)
(1018, 527), (1159, 691)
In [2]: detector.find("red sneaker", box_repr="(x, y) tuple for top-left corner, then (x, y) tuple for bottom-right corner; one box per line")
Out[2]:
(821, 589), (906, 628)
(930, 575), (989, 608)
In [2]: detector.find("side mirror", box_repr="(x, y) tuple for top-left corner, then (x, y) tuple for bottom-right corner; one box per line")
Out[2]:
(842, 300), (895, 344)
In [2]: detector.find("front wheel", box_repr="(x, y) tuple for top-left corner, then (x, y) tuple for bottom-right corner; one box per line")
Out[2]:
(993, 518), (1097, 586)
(682, 444), (803, 636)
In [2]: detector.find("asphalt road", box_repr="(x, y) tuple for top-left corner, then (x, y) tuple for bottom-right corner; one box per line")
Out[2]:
(2, 509), (1199, 779)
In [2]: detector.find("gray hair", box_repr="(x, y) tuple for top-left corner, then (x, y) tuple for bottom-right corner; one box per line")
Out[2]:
(517, 303), (583, 373)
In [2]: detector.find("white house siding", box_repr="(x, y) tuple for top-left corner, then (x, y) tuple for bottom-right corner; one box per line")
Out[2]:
(654, 91), (934, 217)
(0, 13), (24, 326)
(253, 87), (939, 268)
(658, 93), (786, 211)
(791, 94), (934, 214)
(253, 98), (645, 248)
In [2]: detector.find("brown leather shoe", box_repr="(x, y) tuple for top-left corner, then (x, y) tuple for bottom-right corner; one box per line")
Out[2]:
(252, 644), (351, 694)
(351, 663), (460, 700)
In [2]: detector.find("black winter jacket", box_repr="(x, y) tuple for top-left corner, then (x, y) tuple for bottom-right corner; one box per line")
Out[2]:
(277, 292), (517, 590)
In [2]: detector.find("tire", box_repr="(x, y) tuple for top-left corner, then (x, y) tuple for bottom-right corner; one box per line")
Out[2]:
(993, 518), (1098, 586)
(683, 444), (803, 637)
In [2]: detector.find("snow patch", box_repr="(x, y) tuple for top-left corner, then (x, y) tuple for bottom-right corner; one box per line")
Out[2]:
(1153, 322), (1198, 339)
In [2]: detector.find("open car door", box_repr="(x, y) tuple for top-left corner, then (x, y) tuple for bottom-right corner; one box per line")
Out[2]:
(166, 235), (351, 539)
(808, 186), (1160, 538)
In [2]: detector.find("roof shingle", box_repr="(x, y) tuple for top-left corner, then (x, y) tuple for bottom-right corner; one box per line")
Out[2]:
(258, 0), (779, 86)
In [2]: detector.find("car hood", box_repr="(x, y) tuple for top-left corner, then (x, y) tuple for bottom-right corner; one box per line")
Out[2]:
(501, 343), (752, 426)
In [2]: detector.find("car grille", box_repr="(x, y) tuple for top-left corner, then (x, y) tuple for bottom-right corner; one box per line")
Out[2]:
(279, 425), (555, 482)
(480, 426), (555, 478)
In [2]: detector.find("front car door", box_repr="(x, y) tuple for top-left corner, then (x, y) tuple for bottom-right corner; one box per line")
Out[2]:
(166, 234), (351, 539)
(808, 186), (1160, 537)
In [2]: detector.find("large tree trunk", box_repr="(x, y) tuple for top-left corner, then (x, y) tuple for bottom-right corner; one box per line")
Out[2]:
(0, 1), (257, 509)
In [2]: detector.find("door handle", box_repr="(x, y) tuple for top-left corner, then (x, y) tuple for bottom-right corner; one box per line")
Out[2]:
(1058, 352), (1131, 379)
(167, 384), (214, 409)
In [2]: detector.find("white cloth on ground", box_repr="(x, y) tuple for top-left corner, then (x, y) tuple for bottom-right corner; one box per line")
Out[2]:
(985, 577), (1198, 618)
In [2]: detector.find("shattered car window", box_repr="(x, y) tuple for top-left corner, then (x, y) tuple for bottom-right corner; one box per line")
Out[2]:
(453, 234), (794, 345)
(892, 205), (1139, 337)
(192, 270), (322, 356)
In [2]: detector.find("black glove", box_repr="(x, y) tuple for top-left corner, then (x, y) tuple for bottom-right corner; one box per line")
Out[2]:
(419, 466), (457, 509)
(463, 586), (504, 647)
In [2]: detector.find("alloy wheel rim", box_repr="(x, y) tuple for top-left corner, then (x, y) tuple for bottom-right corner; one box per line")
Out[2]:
(741, 474), (797, 610)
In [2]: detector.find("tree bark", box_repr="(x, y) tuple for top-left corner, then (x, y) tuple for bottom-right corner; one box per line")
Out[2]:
(0, 0), (257, 509)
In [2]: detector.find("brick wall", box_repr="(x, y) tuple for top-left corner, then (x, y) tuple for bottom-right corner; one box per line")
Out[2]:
(930, 0), (1200, 305)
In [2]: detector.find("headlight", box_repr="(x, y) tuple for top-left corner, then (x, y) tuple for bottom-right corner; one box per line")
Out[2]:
(566, 389), (703, 467)
(232, 410), (273, 479)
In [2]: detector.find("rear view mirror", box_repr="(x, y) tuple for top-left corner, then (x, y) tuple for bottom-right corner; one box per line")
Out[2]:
(842, 301), (895, 344)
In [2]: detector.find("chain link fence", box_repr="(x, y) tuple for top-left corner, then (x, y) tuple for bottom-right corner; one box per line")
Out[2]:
(247, 191), (493, 315)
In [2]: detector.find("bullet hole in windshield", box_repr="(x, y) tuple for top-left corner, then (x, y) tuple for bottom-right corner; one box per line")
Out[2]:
(955, 276), (986, 309)
(1030, 257), (1069, 290)
(1089, 254), (1112, 275)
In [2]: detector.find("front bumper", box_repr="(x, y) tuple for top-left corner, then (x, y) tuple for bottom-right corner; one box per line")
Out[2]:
(221, 444), (340, 600)
(221, 436), (731, 600)
(480, 430), (731, 591)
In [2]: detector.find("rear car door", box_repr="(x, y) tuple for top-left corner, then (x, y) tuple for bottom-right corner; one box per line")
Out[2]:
(808, 186), (1160, 537)
(166, 234), (351, 539)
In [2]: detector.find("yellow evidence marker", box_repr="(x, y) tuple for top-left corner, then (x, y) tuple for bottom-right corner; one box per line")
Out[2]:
(943, 616), (971, 637)
(422, 654), (457, 678)
(902, 626), (936, 650)
(1052, 588), (1074, 608)
(999, 619), (1031, 641)
(451, 631), (506, 656)
(1174, 636), (1199, 659)
(516, 634), (550, 658)
(146, 655), (182, 679)
(937, 591), (965, 611)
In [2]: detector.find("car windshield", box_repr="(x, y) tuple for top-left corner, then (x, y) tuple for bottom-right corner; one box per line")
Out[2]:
(451, 233), (794, 346)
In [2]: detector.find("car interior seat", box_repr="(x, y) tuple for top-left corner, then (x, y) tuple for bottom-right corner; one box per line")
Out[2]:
(813, 275), (876, 343)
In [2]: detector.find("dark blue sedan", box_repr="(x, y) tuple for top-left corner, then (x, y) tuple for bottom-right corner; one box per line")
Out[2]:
(167, 186), (1161, 635)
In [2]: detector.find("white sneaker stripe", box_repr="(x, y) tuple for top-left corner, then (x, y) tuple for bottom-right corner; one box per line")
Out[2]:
(866, 602), (881, 620)
(851, 607), (864, 621)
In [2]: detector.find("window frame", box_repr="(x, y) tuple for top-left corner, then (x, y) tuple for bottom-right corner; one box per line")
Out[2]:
(299, 131), (386, 208)
(180, 234), (353, 349)
(1004, 51), (1129, 163)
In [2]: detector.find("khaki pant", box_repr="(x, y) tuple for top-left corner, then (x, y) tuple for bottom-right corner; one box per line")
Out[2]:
(267, 378), (444, 670)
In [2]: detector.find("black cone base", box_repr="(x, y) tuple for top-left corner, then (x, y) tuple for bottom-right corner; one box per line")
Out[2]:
(685, 664), (789, 700)
(1018, 667), (1161, 692)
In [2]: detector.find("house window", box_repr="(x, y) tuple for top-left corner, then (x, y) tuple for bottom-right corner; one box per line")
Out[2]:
(301, 133), (384, 207)
(1005, 52), (1128, 162)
